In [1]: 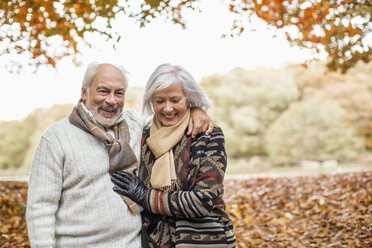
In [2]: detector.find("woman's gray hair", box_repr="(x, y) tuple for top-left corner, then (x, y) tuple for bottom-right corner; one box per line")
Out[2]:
(142, 63), (210, 116)
(81, 62), (129, 90)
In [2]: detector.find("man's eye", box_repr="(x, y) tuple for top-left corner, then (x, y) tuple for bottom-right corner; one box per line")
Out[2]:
(98, 90), (109, 95)
(115, 92), (124, 97)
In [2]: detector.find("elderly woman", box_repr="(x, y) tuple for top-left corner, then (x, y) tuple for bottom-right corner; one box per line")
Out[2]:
(112, 63), (236, 248)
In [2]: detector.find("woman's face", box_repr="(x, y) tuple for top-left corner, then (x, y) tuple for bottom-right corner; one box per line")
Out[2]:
(152, 83), (188, 127)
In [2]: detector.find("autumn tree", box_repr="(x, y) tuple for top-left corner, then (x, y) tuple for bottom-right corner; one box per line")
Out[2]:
(228, 0), (372, 72)
(1, 0), (371, 72)
(0, 0), (197, 72)
(0, 0), (124, 72)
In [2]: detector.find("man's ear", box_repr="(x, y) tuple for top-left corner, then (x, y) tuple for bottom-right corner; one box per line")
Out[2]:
(81, 88), (87, 101)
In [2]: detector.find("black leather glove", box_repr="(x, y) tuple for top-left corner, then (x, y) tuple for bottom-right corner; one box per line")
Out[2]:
(111, 170), (147, 207)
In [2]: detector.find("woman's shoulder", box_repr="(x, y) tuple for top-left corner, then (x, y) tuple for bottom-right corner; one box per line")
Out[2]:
(190, 125), (226, 159)
(191, 125), (225, 147)
(195, 125), (224, 139)
(211, 125), (224, 136)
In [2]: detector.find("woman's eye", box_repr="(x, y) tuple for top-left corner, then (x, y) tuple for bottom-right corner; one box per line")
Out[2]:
(156, 100), (164, 104)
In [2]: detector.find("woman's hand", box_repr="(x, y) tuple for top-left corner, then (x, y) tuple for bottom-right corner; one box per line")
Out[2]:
(111, 170), (147, 207)
(188, 108), (214, 138)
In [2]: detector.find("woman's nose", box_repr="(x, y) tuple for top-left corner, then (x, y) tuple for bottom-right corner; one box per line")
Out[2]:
(164, 101), (174, 112)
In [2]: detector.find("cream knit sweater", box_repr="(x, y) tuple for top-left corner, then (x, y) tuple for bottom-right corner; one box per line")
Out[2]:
(26, 109), (146, 248)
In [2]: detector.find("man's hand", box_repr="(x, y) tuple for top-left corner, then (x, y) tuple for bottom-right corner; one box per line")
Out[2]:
(111, 170), (147, 207)
(188, 108), (214, 138)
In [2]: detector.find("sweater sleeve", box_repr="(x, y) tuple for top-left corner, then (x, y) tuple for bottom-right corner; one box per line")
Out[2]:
(26, 131), (63, 248)
(124, 108), (152, 131)
(144, 127), (227, 218)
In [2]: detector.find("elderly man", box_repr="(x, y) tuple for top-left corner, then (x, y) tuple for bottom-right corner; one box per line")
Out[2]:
(26, 62), (213, 247)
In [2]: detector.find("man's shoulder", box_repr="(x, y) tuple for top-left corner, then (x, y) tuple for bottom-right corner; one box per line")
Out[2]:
(42, 118), (77, 138)
(122, 109), (146, 131)
(48, 118), (72, 130)
(123, 109), (141, 122)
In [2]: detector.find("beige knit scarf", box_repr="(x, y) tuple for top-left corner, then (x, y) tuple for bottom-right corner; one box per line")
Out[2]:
(147, 108), (190, 192)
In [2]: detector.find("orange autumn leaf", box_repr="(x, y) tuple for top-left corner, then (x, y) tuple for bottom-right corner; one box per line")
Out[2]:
(1, 0), (371, 73)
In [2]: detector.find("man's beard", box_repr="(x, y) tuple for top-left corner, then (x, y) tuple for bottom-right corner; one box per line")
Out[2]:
(86, 102), (123, 128)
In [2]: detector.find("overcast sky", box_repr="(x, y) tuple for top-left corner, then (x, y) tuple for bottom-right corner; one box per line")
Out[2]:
(0, 0), (314, 121)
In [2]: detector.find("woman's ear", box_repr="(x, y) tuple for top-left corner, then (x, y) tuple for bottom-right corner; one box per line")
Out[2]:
(187, 99), (192, 108)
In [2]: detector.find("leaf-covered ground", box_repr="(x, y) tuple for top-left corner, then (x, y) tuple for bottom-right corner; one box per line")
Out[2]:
(0, 171), (371, 247)
(225, 171), (372, 247)
(0, 181), (29, 247)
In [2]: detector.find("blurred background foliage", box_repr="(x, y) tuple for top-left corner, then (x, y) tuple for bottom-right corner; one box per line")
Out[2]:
(201, 61), (372, 163)
(1, 61), (372, 175)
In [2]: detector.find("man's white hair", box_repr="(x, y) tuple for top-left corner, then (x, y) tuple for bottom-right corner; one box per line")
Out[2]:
(81, 62), (129, 90)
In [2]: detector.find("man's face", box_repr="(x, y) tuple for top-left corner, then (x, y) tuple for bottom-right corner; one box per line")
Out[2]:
(82, 64), (126, 127)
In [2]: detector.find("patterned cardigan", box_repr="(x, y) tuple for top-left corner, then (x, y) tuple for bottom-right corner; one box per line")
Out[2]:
(138, 126), (236, 248)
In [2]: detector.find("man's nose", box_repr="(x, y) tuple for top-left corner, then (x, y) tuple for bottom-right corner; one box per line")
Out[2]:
(106, 93), (117, 105)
